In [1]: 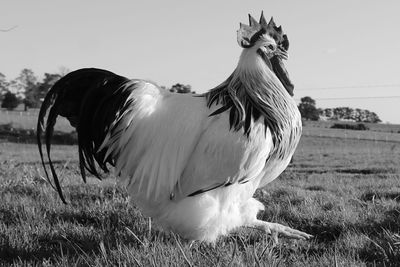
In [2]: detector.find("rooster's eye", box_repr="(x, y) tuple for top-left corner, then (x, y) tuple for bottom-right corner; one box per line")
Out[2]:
(267, 44), (274, 50)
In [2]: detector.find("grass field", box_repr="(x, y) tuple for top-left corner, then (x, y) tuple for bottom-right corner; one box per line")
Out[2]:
(0, 119), (400, 266)
(0, 109), (73, 133)
(303, 120), (400, 134)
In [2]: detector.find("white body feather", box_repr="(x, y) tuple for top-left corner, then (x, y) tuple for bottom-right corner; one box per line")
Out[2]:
(99, 47), (301, 242)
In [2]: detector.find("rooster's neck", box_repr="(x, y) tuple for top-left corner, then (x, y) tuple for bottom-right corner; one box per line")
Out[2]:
(205, 51), (301, 158)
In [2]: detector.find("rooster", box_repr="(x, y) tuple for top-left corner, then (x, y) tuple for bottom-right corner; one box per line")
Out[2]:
(37, 13), (311, 243)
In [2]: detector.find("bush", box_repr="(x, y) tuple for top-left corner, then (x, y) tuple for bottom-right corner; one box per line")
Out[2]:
(331, 123), (369, 131)
(1, 92), (19, 110)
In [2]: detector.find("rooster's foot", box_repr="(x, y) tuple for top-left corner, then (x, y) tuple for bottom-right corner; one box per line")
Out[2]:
(252, 220), (312, 243)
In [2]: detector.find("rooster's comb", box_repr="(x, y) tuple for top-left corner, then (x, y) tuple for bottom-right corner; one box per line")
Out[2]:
(237, 12), (289, 51)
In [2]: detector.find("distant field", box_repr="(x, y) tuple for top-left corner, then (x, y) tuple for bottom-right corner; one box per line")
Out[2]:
(0, 121), (399, 265)
(304, 120), (400, 134)
(302, 126), (400, 143)
(0, 109), (73, 133)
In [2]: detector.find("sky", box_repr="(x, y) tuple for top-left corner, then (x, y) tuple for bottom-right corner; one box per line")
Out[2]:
(1, 0), (400, 123)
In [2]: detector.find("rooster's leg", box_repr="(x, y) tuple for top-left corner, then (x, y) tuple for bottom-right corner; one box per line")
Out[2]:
(250, 220), (312, 243)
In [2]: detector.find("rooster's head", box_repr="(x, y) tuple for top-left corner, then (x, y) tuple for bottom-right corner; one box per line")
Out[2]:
(237, 12), (294, 96)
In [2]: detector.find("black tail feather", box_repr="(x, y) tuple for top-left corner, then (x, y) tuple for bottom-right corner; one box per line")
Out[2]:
(37, 68), (131, 203)
(76, 74), (133, 177)
(37, 86), (60, 199)
(45, 103), (67, 203)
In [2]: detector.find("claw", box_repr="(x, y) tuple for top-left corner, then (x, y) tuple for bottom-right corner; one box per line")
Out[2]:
(248, 220), (313, 243)
(271, 231), (279, 244)
(267, 222), (312, 242)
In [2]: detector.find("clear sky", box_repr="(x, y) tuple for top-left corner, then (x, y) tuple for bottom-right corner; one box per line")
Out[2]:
(1, 0), (400, 123)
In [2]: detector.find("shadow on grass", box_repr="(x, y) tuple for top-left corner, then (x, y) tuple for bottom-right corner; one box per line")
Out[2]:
(0, 206), (20, 226)
(0, 182), (43, 201)
(13, 159), (80, 168)
(0, 231), (101, 265)
(289, 167), (396, 175)
(301, 208), (400, 264)
(47, 209), (104, 228)
(361, 191), (400, 202)
(0, 206), (145, 264)
(357, 209), (400, 264)
(335, 167), (396, 175)
(305, 185), (326, 191)
(256, 192), (400, 264)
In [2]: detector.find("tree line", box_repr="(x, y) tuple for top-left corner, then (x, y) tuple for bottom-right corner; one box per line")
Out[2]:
(0, 69), (64, 110)
(2, 71), (379, 123)
(298, 96), (381, 123)
(0, 69), (195, 110)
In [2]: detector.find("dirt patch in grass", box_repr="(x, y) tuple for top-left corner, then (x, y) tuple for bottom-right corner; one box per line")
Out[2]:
(292, 167), (396, 175)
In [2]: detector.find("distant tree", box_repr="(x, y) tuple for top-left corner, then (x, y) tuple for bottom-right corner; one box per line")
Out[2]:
(319, 108), (333, 120)
(1, 91), (19, 110)
(0, 72), (8, 102)
(169, 83), (194, 94)
(317, 108), (323, 117)
(324, 108), (333, 119)
(12, 69), (38, 110)
(342, 107), (354, 120)
(58, 66), (70, 76)
(326, 107), (381, 123)
(367, 111), (381, 123)
(333, 107), (356, 121)
(34, 73), (62, 106)
(298, 96), (319, 121)
(353, 108), (363, 122)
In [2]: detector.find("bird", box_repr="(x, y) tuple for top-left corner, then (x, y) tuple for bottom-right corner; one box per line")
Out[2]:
(37, 12), (312, 243)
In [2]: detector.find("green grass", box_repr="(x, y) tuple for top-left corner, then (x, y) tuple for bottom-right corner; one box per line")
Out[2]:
(0, 126), (400, 266)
